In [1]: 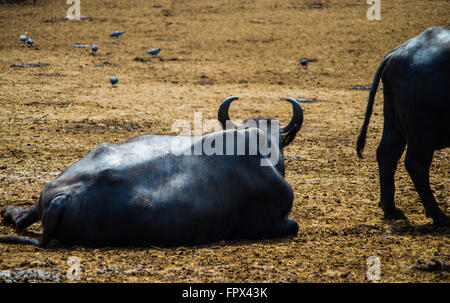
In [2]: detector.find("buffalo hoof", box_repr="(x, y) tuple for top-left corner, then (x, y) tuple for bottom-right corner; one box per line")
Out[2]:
(281, 219), (299, 237)
(1, 206), (15, 226)
(432, 214), (450, 227)
(279, 219), (299, 237)
(1, 206), (23, 227)
(383, 207), (407, 221)
(264, 218), (299, 239)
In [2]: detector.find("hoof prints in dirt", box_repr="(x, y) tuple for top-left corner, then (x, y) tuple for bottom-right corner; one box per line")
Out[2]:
(11, 63), (50, 68)
(0, 268), (63, 283)
(95, 61), (117, 67)
(72, 44), (91, 48)
(411, 258), (450, 273)
(44, 16), (91, 23)
(24, 101), (69, 108)
(134, 56), (184, 63)
(194, 75), (215, 85)
(194, 80), (215, 85)
(134, 56), (151, 62)
(36, 73), (66, 77)
(341, 224), (386, 236)
(390, 223), (450, 236)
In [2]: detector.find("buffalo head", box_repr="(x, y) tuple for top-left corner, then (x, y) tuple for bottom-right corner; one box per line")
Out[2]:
(218, 96), (304, 149)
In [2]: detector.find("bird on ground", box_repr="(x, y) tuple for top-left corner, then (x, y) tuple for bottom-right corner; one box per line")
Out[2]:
(110, 76), (118, 85)
(146, 48), (161, 56)
(110, 31), (125, 38)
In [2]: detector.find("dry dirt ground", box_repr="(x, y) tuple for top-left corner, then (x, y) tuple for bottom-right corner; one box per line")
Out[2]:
(0, 0), (449, 283)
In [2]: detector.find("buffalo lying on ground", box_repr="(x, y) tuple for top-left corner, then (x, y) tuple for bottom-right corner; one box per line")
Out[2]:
(1, 97), (303, 247)
(357, 26), (449, 226)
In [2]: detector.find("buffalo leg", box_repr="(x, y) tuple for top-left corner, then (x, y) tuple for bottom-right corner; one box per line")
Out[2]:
(376, 126), (407, 220)
(1, 204), (39, 231)
(39, 195), (68, 247)
(404, 146), (450, 226)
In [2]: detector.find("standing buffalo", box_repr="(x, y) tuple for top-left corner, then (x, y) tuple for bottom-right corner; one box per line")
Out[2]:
(1, 97), (303, 247)
(357, 26), (449, 226)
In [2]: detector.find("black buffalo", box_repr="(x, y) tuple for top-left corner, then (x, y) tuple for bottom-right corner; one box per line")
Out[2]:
(357, 26), (449, 226)
(0, 97), (303, 247)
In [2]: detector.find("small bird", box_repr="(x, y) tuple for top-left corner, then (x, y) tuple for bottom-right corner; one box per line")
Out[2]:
(110, 76), (118, 85)
(300, 58), (308, 66)
(91, 44), (98, 52)
(109, 31), (125, 38)
(146, 48), (161, 56)
(26, 38), (34, 46)
(20, 35), (27, 42)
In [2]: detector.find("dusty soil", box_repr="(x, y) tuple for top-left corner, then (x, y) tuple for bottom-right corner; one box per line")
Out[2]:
(0, 0), (449, 283)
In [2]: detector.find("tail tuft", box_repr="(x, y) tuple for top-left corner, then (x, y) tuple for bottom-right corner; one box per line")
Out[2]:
(356, 133), (366, 158)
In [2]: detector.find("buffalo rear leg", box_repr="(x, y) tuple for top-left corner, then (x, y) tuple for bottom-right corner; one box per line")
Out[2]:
(1, 204), (39, 231)
(376, 126), (407, 220)
(404, 146), (450, 226)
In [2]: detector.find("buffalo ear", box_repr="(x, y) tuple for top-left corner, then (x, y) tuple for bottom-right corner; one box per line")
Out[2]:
(280, 98), (303, 146)
(282, 134), (293, 146)
(282, 123), (302, 146)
